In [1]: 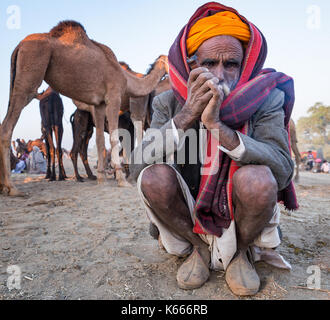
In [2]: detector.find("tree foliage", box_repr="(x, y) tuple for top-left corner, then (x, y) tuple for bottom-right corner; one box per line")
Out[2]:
(296, 102), (330, 146)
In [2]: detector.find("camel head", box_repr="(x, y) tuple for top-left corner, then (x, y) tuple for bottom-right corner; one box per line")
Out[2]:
(159, 55), (169, 74)
(147, 55), (169, 76)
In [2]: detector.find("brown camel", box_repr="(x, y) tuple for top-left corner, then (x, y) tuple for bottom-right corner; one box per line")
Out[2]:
(70, 109), (135, 182)
(70, 75), (171, 183)
(130, 75), (171, 144)
(36, 86), (67, 181)
(14, 138), (47, 158)
(0, 20), (168, 196)
(71, 61), (169, 166)
(289, 118), (301, 182)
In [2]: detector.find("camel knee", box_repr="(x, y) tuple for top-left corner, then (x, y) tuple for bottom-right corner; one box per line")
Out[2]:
(233, 165), (277, 212)
(141, 164), (180, 209)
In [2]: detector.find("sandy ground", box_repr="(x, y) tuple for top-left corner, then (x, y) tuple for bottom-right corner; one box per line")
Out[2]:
(0, 155), (329, 300)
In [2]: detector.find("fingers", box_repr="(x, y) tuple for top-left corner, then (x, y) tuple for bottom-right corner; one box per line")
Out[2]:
(198, 90), (214, 105)
(187, 67), (208, 86)
(188, 67), (218, 87)
(206, 80), (224, 99)
(189, 68), (220, 98)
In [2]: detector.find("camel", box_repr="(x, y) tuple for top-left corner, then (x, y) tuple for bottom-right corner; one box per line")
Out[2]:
(14, 138), (47, 158)
(69, 73), (170, 183)
(289, 118), (301, 182)
(73, 62), (170, 149)
(0, 20), (168, 196)
(70, 109), (135, 182)
(130, 75), (171, 145)
(37, 86), (67, 181)
(70, 61), (169, 173)
(118, 60), (156, 144)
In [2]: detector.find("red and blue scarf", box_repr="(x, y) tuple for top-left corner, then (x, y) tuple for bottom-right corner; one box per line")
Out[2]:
(168, 2), (298, 237)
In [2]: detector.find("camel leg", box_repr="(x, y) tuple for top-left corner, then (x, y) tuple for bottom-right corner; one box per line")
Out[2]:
(118, 113), (135, 176)
(294, 159), (300, 182)
(81, 124), (97, 180)
(0, 136), (7, 194)
(130, 96), (148, 146)
(70, 136), (84, 182)
(47, 129), (56, 181)
(70, 112), (86, 182)
(0, 93), (39, 196)
(133, 119), (144, 147)
(53, 125), (66, 180)
(0, 43), (50, 196)
(105, 98), (131, 188)
(94, 104), (107, 184)
(44, 134), (52, 179)
(42, 125), (52, 179)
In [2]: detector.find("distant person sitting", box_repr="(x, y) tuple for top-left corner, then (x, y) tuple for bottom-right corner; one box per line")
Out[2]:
(321, 160), (329, 173)
(12, 150), (29, 174)
(306, 151), (314, 171)
(27, 146), (47, 174)
(12, 159), (26, 173)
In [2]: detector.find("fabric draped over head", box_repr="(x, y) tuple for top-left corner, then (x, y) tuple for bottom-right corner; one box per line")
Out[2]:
(186, 11), (251, 56)
(167, 2), (298, 237)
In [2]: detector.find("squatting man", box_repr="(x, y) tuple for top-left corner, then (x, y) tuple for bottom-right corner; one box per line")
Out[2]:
(129, 2), (297, 296)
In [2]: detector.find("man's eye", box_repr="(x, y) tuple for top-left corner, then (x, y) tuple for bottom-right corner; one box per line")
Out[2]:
(202, 61), (216, 67)
(225, 62), (239, 68)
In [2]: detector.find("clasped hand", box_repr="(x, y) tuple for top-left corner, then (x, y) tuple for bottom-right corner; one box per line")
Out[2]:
(183, 67), (224, 128)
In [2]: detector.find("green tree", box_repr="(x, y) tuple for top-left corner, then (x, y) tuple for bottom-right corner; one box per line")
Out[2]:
(297, 102), (330, 146)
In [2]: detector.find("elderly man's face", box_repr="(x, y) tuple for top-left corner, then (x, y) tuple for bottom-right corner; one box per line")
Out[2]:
(196, 35), (244, 91)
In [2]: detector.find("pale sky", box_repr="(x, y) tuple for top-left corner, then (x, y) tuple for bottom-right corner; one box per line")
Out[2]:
(0, 0), (329, 148)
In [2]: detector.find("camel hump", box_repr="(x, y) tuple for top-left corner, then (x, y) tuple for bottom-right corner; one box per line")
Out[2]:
(22, 33), (49, 42)
(91, 40), (119, 65)
(49, 20), (87, 38)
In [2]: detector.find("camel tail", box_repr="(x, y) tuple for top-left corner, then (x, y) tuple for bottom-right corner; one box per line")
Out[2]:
(70, 112), (76, 140)
(8, 45), (20, 110)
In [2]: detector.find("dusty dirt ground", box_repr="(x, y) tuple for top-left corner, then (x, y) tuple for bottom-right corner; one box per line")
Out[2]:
(0, 155), (329, 300)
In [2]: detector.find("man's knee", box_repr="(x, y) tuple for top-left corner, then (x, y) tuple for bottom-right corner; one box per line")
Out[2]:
(233, 165), (278, 211)
(140, 164), (180, 207)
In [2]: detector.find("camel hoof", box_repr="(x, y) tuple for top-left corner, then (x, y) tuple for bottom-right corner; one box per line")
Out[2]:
(9, 188), (27, 198)
(88, 175), (97, 181)
(77, 176), (84, 182)
(118, 180), (132, 188)
(97, 177), (106, 185)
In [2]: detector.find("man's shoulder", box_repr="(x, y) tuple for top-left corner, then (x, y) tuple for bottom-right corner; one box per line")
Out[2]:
(254, 87), (285, 118)
(153, 90), (181, 112)
(264, 88), (285, 110)
(268, 87), (285, 106)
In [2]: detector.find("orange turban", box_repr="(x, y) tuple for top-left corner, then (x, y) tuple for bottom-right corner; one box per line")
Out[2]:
(186, 11), (251, 56)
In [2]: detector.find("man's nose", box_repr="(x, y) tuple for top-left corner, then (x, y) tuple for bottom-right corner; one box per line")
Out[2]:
(213, 65), (225, 82)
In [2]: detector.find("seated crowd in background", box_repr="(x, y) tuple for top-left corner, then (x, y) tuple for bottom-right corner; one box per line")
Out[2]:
(321, 160), (329, 173)
(11, 143), (47, 175)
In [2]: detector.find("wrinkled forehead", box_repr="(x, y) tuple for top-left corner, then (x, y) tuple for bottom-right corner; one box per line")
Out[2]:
(196, 35), (244, 61)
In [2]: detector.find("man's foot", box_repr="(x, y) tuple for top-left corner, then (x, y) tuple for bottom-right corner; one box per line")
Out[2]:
(225, 249), (260, 296)
(176, 247), (210, 290)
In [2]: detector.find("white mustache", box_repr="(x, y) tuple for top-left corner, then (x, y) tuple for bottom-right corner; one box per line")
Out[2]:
(218, 83), (230, 97)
